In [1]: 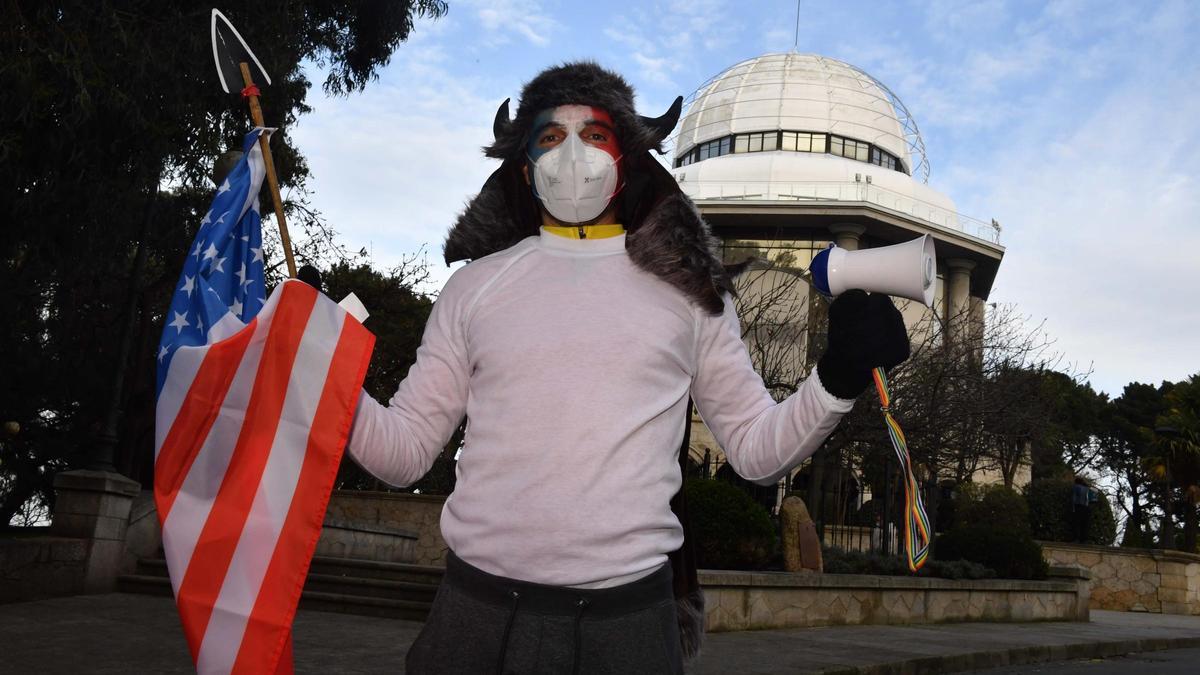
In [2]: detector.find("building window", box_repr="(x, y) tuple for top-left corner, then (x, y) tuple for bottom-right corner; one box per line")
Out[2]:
(830, 135), (869, 162)
(870, 147), (898, 171)
(742, 131), (778, 153)
(676, 129), (903, 174)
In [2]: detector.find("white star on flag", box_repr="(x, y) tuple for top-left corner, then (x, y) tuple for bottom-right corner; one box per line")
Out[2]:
(158, 345), (169, 362)
(251, 247), (263, 263)
(191, 240), (203, 259)
(230, 298), (244, 316)
(211, 256), (227, 273)
(200, 211), (212, 227)
(169, 311), (190, 334)
(216, 212), (228, 225)
(202, 243), (218, 261)
(236, 262), (247, 285)
(180, 275), (195, 297)
(218, 179), (231, 194)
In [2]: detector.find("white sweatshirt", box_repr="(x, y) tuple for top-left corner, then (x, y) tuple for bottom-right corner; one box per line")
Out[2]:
(347, 229), (853, 587)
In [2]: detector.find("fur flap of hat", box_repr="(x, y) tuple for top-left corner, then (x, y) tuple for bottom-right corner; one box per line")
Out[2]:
(445, 171), (738, 315)
(626, 193), (735, 315)
(442, 161), (539, 266)
(487, 61), (666, 160)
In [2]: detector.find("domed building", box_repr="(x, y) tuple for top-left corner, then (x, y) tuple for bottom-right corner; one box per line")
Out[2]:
(676, 53), (1011, 537)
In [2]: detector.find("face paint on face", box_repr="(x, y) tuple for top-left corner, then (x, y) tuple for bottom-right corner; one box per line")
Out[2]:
(527, 105), (622, 163)
(526, 105), (625, 224)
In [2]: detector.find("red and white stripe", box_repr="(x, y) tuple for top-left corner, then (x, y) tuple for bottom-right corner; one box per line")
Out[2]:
(155, 280), (374, 675)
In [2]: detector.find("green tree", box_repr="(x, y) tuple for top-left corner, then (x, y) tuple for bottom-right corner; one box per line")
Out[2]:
(0, 1), (447, 526)
(1099, 382), (1168, 548)
(320, 258), (463, 495)
(1030, 372), (1108, 481)
(1025, 477), (1117, 546)
(1156, 375), (1200, 551)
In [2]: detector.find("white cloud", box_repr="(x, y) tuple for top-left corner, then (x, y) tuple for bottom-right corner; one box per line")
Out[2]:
(982, 69), (1200, 395)
(464, 0), (561, 47)
(829, 2), (1200, 394)
(631, 52), (680, 87)
(601, 1), (743, 91)
(291, 17), (508, 289)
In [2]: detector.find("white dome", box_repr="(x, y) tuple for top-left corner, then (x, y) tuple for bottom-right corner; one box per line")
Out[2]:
(674, 53), (927, 180)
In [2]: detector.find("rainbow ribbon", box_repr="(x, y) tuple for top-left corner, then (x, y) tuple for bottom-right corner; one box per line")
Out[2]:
(872, 366), (930, 572)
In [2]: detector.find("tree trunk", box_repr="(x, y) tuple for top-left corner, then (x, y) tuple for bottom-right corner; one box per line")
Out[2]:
(1129, 479), (1145, 543)
(1001, 442), (1019, 489)
(1160, 477), (1176, 549)
(1184, 492), (1198, 553)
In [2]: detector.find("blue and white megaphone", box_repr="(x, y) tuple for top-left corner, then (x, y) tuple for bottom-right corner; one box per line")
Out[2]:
(809, 234), (936, 307)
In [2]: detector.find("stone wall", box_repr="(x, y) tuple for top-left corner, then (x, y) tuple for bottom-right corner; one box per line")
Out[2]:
(700, 567), (1089, 632)
(324, 491), (448, 567)
(315, 520), (418, 563)
(1041, 542), (1200, 615)
(0, 533), (88, 603)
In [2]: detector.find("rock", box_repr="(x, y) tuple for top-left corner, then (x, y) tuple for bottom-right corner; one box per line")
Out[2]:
(781, 495), (822, 573)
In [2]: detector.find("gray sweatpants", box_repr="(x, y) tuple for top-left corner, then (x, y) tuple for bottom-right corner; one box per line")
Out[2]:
(405, 552), (684, 675)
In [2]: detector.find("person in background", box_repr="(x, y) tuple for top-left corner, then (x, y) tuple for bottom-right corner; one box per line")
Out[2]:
(1072, 476), (1092, 543)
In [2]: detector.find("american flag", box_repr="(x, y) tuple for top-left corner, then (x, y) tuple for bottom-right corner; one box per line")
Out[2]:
(157, 129), (268, 394)
(155, 129), (375, 674)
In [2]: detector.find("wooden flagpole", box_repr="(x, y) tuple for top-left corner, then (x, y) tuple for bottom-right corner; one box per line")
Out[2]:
(238, 61), (297, 279)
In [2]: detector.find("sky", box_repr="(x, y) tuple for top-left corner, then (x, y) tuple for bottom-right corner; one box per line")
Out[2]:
(287, 0), (1200, 398)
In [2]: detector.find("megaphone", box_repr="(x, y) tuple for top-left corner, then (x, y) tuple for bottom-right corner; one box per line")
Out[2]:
(809, 234), (936, 307)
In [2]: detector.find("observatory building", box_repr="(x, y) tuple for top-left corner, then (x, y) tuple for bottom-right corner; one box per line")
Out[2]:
(675, 53), (1009, 507)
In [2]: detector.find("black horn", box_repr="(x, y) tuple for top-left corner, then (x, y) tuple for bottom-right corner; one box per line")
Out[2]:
(493, 98), (512, 141)
(640, 96), (684, 140)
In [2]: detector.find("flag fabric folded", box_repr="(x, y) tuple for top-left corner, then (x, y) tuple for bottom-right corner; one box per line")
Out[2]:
(155, 129), (374, 674)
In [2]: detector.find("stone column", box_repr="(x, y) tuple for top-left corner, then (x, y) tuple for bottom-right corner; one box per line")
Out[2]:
(945, 259), (975, 340)
(51, 469), (141, 593)
(828, 224), (865, 251)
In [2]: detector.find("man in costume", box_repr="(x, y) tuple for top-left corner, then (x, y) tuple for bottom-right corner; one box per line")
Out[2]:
(346, 62), (909, 674)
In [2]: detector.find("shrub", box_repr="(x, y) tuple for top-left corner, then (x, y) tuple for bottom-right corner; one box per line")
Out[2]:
(684, 478), (777, 569)
(822, 547), (995, 579)
(936, 525), (1048, 580)
(823, 548), (909, 576)
(934, 484), (1048, 580)
(1025, 478), (1117, 545)
(957, 483), (1033, 537)
(922, 558), (996, 580)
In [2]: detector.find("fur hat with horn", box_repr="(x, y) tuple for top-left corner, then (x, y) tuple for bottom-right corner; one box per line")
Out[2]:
(443, 61), (740, 315)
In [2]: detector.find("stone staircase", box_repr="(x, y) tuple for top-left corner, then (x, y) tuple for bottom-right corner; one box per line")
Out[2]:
(118, 555), (443, 621)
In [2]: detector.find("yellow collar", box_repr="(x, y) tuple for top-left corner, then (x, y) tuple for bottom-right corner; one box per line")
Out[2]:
(542, 223), (625, 240)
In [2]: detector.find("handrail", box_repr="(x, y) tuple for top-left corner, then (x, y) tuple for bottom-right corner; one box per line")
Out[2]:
(675, 178), (1001, 245)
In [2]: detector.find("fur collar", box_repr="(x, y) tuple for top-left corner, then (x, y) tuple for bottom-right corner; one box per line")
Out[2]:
(443, 175), (737, 315)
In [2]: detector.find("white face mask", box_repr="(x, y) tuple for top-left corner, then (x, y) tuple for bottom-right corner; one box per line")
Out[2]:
(530, 131), (622, 224)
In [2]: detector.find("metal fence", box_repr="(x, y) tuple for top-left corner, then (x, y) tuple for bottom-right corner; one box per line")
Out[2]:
(691, 446), (916, 559)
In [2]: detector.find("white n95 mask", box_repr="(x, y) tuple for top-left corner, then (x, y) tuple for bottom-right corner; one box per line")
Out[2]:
(530, 132), (622, 224)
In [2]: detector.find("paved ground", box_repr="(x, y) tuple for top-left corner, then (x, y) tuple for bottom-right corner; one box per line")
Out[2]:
(973, 646), (1200, 674)
(1, 594), (1199, 674)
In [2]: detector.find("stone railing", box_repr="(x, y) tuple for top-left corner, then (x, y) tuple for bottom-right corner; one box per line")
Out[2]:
(324, 491), (448, 567)
(1041, 541), (1200, 615)
(699, 566), (1089, 632)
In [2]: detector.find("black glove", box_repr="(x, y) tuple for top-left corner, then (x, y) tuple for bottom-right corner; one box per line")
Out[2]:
(816, 289), (910, 399)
